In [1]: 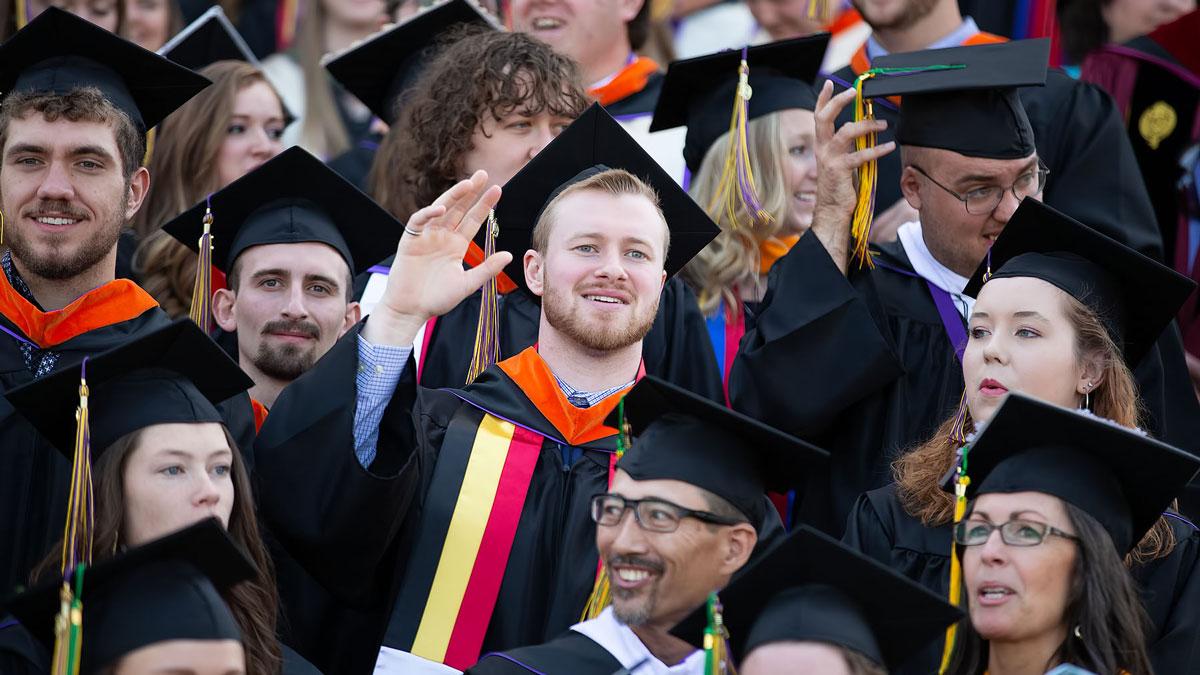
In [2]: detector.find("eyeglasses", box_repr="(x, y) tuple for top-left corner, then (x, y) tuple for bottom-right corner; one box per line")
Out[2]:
(589, 493), (745, 533)
(953, 518), (1080, 547)
(911, 164), (1049, 215)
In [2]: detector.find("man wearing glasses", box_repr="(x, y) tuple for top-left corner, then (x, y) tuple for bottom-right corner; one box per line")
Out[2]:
(469, 376), (827, 674)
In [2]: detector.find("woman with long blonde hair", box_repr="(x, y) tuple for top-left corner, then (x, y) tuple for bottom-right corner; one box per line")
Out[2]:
(842, 199), (1200, 675)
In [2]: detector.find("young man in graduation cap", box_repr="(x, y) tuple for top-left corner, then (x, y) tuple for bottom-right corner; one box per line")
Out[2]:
(251, 106), (723, 674)
(842, 0), (1163, 258)
(0, 8), (235, 595)
(163, 147), (402, 423)
(671, 525), (961, 674)
(468, 376), (825, 673)
(730, 38), (1200, 534)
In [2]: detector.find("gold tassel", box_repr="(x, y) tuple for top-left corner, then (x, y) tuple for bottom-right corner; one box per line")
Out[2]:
(16, 0), (28, 29)
(51, 564), (85, 675)
(939, 449), (971, 673)
(849, 71), (879, 270)
(805, 0), (836, 23)
(53, 361), (94, 675)
(704, 592), (737, 675)
(580, 399), (632, 621)
(466, 210), (501, 384)
(707, 48), (773, 233)
(188, 202), (215, 334)
(142, 128), (157, 168)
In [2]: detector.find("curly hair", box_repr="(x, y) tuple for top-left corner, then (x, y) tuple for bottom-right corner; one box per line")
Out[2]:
(368, 25), (589, 222)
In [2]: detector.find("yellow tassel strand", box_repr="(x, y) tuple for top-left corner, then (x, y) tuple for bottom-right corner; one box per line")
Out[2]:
(939, 454), (971, 673)
(54, 363), (94, 675)
(704, 592), (737, 675)
(850, 71), (879, 270)
(707, 49), (773, 233)
(467, 210), (501, 384)
(51, 565), (85, 675)
(805, 0), (836, 22)
(189, 203), (215, 334)
(16, 0), (28, 29)
(580, 400), (632, 621)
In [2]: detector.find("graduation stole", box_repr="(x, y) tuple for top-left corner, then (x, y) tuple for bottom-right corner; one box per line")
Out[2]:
(0, 272), (158, 349)
(589, 56), (660, 107)
(386, 348), (633, 669)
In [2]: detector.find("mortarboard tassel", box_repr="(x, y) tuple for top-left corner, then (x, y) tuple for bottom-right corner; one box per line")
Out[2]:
(142, 128), (157, 168)
(805, 0), (837, 23)
(16, 0), (29, 29)
(707, 47), (773, 233)
(188, 198), (215, 334)
(466, 210), (501, 384)
(703, 592), (736, 675)
(939, 440), (972, 674)
(51, 564), (85, 675)
(580, 399), (633, 621)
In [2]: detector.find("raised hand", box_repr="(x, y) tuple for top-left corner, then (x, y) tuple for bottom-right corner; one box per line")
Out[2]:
(363, 170), (513, 347)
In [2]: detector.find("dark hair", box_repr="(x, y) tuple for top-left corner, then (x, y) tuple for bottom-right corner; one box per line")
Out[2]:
(949, 502), (1154, 675)
(368, 25), (588, 222)
(1057, 0), (1112, 63)
(0, 87), (145, 180)
(33, 426), (283, 675)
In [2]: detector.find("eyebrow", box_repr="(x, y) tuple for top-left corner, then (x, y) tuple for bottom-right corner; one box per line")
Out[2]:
(953, 159), (1039, 188)
(5, 143), (117, 163)
(968, 310), (1049, 321)
(251, 268), (289, 280)
(155, 448), (232, 459)
(970, 508), (1048, 521)
(305, 273), (342, 290)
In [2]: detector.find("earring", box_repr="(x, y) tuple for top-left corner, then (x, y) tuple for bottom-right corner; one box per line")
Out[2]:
(1074, 624), (1084, 640)
(1, 210), (5, 245)
(1082, 382), (1092, 410)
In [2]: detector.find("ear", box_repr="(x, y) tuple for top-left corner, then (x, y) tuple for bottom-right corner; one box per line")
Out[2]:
(341, 301), (362, 336)
(1076, 353), (1105, 396)
(659, 268), (667, 292)
(524, 249), (545, 298)
(212, 288), (239, 333)
(618, 0), (644, 24)
(719, 523), (757, 576)
(899, 165), (922, 211)
(124, 166), (151, 221)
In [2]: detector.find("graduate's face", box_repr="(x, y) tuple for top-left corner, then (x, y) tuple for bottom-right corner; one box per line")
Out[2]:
(214, 242), (359, 387)
(741, 642), (854, 675)
(49, 0), (120, 33)
(123, 0), (172, 51)
(964, 277), (1097, 424)
(459, 101), (575, 191)
(598, 471), (756, 631)
(526, 190), (667, 352)
(744, 0), (824, 41)
(510, 0), (643, 75)
(899, 149), (1041, 278)
(121, 423), (236, 547)
(962, 492), (1078, 646)
(215, 82), (287, 190)
(778, 107), (818, 235)
(114, 638), (245, 675)
(0, 114), (149, 282)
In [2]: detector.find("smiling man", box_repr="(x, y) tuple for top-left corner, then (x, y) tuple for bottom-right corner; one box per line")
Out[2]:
(250, 108), (721, 674)
(0, 8), (211, 593)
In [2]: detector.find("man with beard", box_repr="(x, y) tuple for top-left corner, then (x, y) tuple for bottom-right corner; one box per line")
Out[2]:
(162, 147), (401, 425)
(0, 9), (214, 593)
(468, 376), (826, 674)
(251, 107), (728, 674)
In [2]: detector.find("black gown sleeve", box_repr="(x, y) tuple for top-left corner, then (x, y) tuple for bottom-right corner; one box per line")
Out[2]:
(842, 491), (898, 567)
(728, 231), (905, 437)
(641, 278), (724, 403)
(0, 619), (47, 675)
(1136, 519), (1200, 673)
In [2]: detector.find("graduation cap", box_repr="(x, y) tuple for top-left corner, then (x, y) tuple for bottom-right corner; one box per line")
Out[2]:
(324, 0), (501, 124)
(0, 7), (211, 133)
(4, 318), (253, 458)
(3, 518), (254, 671)
(160, 6), (259, 70)
(608, 375), (828, 526)
(670, 526), (963, 670)
(162, 146), (404, 276)
(962, 199), (1196, 366)
(961, 393), (1200, 554)
(489, 104), (720, 295)
(650, 34), (830, 173)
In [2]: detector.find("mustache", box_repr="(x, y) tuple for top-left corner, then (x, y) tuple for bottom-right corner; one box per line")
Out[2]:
(606, 554), (664, 575)
(261, 319), (320, 339)
(25, 200), (88, 220)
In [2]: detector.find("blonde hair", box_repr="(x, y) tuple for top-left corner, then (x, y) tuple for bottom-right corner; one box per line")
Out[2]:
(291, 0), (351, 158)
(679, 112), (791, 318)
(893, 291), (1176, 565)
(532, 168), (670, 255)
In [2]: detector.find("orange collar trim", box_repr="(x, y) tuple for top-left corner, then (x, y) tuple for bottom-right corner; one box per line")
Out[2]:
(0, 271), (159, 348)
(251, 398), (270, 434)
(849, 31), (1009, 106)
(497, 347), (635, 447)
(759, 234), (800, 275)
(590, 56), (660, 107)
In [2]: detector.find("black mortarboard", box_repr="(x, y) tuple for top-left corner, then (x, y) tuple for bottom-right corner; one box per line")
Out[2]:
(963, 199), (1196, 366)
(671, 526), (962, 669)
(490, 104), (720, 294)
(162, 146), (403, 274)
(649, 35), (829, 172)
(607, 376), (828, 526)
(963, 393), (1200, 553)
(3, 518), (253, 671)
(4, 318), (253, 458)
(859, 39), (1050, 159)
(0, 7), (211, 133)
(324, 0), (501, 124)
(160, 6), (258, 70)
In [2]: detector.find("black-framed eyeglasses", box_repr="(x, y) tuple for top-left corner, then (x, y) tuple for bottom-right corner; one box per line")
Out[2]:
(953, 518), (1080, 547)
(911, 163), (1049, 215)
(589, 493), (745, 533)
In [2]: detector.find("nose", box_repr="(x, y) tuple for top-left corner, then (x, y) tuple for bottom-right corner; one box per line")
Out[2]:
(990, 189), (1023, 224)
(251, 126), (279, 157)
(607, 507), (651, 556)
(978, 527), (1009, 565)
(593, 247), (629, 282)
(35, 160), (76, 201)
(981, 331), (1007, 365)
(281, 284), (310, 320)
(193, 472), (222, 510)
(528, 124), (557, 160)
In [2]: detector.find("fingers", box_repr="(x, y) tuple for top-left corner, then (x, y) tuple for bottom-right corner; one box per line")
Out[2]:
(404, 203), (448, 238)
(816, 85), (857, 130)
(833, 117), (888, 148)
(462, 251), (514, 294)
(454, 185), (503, 240)
(438, 171), (490, 229)
(844, 141), (896, 169)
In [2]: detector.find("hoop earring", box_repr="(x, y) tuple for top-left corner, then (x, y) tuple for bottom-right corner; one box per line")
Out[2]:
(1074, 624), (1083, 640)
(1082, 382), (1092, 411)
(1, 210), (5, 245)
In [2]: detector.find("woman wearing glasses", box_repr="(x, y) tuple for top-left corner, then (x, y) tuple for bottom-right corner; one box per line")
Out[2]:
(946, 394), (1200, 675)
(843, 200), (1200, 674)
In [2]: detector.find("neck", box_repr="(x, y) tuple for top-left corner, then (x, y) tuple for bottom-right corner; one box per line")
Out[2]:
(536, 319), (641, 392)
(243, 362), (289, 409)
(630, 624), (695, 667)
(322, 18), (375, 54)
(586, 40), (634, 88)
(986, 628), (1067, 675)
(12, 250), (116, 312)
(871, 2), (964, 55)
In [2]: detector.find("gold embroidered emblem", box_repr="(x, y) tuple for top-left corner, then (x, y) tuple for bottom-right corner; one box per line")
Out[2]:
(1139, 101), (1177, 150)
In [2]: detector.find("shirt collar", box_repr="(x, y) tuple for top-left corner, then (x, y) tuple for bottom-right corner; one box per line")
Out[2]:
(571, 607), (704, 674)
(897, 219), (975, 319)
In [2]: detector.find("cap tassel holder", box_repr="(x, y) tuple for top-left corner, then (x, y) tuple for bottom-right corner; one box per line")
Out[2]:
(939, 441), (971, 674)
(703, 592), (736, 675)
(580, 399), (633, 621)
(466, 210), (501, 384)
(707, 47), (773, 232)
(188, 198), (215, 334)
(53, 358), (95, 675)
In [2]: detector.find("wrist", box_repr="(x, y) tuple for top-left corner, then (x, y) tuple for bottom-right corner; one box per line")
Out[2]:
(362, 305), (428, 347)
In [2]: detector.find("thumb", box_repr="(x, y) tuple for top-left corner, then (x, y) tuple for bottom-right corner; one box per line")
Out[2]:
(462, 251), (514, 293)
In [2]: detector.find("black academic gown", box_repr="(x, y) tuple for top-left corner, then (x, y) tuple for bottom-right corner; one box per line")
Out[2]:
(602, 72), (664, 118)
(844, 484), (1200, 675)
(327, 131), (383, 192)
(415, 278), (725, 403)
(467, 632), (624, 675)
